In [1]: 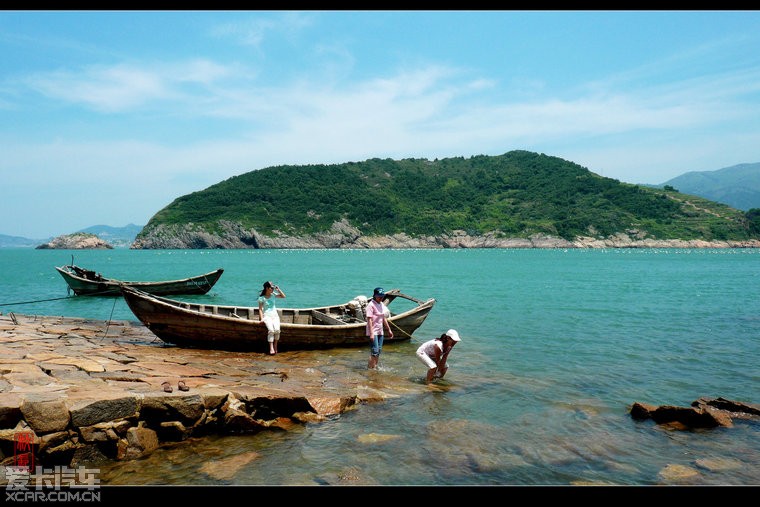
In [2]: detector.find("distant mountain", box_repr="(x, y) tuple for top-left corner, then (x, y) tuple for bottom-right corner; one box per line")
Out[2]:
(0, 224), (143, 248)
(0, 234), (44, 248)
(659, 163), (760, 211)
(77, 224), (143, 248)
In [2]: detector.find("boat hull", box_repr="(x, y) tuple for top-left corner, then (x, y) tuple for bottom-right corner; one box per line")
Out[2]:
(121, 287), (436, 352)
(55, 266), (224, 296)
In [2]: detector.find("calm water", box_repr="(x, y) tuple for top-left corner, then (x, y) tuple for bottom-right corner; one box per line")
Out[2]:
(1, 248), (758, 485)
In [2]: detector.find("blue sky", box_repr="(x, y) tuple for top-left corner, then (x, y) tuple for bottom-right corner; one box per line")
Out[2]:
(2, 10), (760, 239)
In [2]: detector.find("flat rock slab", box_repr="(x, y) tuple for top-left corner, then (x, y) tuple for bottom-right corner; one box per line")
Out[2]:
(0, 313), (426, 418)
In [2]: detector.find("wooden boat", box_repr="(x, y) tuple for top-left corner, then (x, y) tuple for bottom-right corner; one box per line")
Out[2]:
(55, 264), (224, 296)
(120, 286), (436, 351)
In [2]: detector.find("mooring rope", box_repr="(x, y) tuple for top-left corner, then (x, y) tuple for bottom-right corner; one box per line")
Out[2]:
(101, 296), (119, 340)
(0, 288), (123, 307)
(389, 319), (416, 340)
(0, 295), (77, 306)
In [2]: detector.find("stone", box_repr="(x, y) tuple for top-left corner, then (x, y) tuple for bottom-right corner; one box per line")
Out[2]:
(20, 397), (70, 434)
(357, 432), (402, 444)
(69, 396), (140, 427)
(658, 463), (700, 483)
(141, 394), (205, 425)
(0, 394), (23, 429)
(199, 451), (260, 481)
(694, 457), (743, 472)
(117, 426), (158, 460)
(79, 423), (115, 443)
(157, 421), (191, 441)
(307, 395), (358, 416)
(630, 398), (754, 429)
(38, 431), (71, 452)
(69, 444), (112, 468)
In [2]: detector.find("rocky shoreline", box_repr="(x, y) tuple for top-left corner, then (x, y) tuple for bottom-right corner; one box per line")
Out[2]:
(131, 220), (760, 249)
(32, 221), (760, 250)
(0, 313), (415, 471)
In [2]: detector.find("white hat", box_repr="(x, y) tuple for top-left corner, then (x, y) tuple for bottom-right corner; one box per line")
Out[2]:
(446, 329), (461, 342)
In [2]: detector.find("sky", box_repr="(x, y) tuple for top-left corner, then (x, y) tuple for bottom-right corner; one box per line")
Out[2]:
(2, 10), (760, 239)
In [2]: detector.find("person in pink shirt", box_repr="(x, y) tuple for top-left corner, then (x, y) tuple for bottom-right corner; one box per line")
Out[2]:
(365, 287), (393, 369)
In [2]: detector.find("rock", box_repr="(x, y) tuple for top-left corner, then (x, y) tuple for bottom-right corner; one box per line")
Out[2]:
(199, 451), (260, 481)
(42, 357), (105, 373)
(693, 397), (760, 417)
(39, 439), (81, 464)
(140, 394), (205, 426)
(221, 396), (263, 433)
(157, 421), (191, 441)
(357, 432), (402, 444)
(20, 396), (70, 434)
(630, 397), (758, 429)
(131, 219), (760, 249)
(36, 233), (113, 250)
(78, 422), (120, 443)
(650, 405), (727, 428)
(630, 402), (657, 420)
(116, 425), (158, 460)
(0, 394), (23, 429)
(0, 312), (432, 469)
(658, 463), (701, 483)
(695, 457), (743, 472)
(306, 395), (358, 416)
(68, 396), (140, 427)
(315, 466), (379, 485)
(291, 412), (325, 423)
(69, 444), (112, 468)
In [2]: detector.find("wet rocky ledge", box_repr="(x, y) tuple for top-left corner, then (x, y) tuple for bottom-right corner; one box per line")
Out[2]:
(0, 313), (419, 469)
(630, 398), (760, 429)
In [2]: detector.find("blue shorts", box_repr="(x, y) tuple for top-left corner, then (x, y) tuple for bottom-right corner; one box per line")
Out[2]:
(370, 334), (384, 357)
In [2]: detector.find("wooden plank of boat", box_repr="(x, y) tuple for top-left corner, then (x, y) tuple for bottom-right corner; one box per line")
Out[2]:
(310, 309), (350, 325)
(55, 265), (224, 297)
(120, 286), (436, 352)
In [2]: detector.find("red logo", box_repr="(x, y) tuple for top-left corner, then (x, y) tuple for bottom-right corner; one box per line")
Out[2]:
(13, 431), (35, 473)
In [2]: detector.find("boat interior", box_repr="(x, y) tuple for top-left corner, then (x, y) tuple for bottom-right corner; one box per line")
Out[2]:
(158, 289), (428, 326)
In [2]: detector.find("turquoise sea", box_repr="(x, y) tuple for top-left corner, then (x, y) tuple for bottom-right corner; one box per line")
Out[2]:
(0, 247), (758, 487)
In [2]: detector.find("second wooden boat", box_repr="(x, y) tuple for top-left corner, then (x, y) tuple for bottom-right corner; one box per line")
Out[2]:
(55, 264), (224, 296)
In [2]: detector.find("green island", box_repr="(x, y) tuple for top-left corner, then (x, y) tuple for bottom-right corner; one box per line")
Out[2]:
(133, 151), (760, 248)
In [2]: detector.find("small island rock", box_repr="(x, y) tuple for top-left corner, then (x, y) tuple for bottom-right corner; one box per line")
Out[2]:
(36, 233), (113, 250)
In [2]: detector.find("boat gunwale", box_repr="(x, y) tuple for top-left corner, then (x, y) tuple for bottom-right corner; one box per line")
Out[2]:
(55, 265), (224, 287)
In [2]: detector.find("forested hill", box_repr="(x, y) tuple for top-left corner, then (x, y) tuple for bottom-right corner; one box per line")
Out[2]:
(133, 151), (760, 249)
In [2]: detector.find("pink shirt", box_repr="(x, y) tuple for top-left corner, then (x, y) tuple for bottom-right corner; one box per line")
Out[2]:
(365, 299), (388, 336)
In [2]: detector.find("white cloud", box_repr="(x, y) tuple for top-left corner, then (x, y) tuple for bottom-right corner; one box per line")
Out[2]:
(209, 11), (314, 49)
(23, 59), (236, 113)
